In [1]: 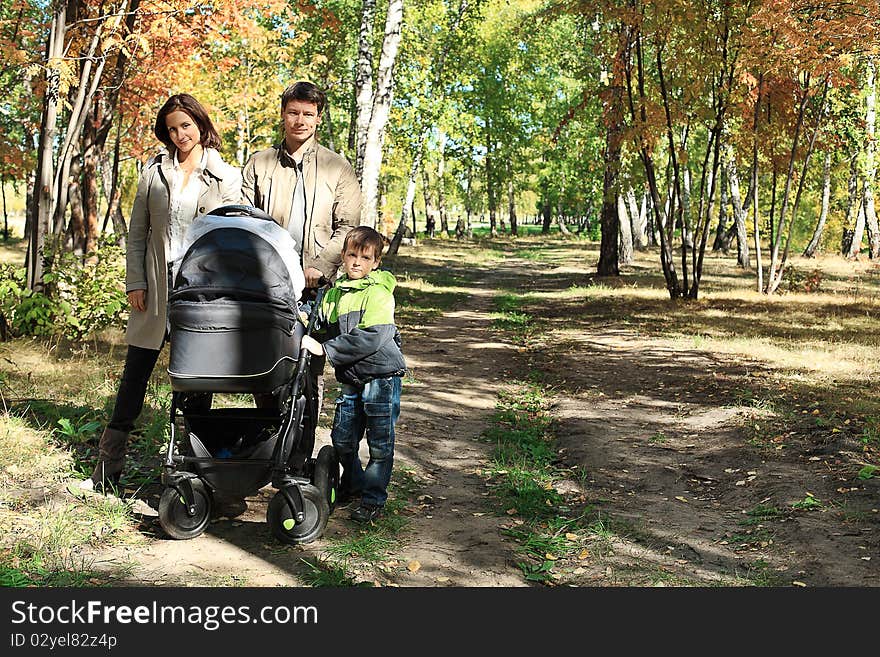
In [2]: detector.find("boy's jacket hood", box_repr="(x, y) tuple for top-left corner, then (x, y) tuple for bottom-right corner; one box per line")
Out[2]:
(335, 269), (396, 293)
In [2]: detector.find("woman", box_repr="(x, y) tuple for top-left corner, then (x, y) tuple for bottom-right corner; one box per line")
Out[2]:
(75, 94), (241, 494)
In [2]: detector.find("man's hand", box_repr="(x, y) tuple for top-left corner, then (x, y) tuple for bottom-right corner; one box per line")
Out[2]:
(301, 334), (324, 356)
(304, 266), (324, 288)
(128, 289), (146, 312)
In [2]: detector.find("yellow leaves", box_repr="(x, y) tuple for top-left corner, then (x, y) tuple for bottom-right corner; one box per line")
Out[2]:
(675, 496), (688, 503)
(407, 560), (421, 573)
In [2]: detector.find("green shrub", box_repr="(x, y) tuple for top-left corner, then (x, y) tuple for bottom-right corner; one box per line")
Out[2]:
(0, 237), (127, 340)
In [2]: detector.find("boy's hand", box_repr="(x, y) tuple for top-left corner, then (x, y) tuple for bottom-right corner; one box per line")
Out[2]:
(301, 335), (324, 356)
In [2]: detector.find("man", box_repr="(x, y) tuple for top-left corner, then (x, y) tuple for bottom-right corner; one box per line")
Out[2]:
(242, 81), (362, 286)
(242, 81), (362, 472)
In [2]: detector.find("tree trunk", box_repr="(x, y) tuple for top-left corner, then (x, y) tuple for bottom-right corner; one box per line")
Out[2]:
(723, 144), (750, 267)
(51, 1), (109, 236)
(803, 150), (832, 257)
(67, 153), (85, 253)
(354, 0), (376, 180)
(507, 178), (517, 237)
(863, 58), (880, 259)
(712, 166), (728, 251)
(597, 24), (626, 277)
(359, 0), (403, 228)
(766, 76), (828, 293)
(28, 6), (66, 292)
(628, 186), (647, 249)
(841, 154), (864, 258)
(438, 143), (449, 235)
(387, 149), (421, 256)
(617, 194), (633, 264)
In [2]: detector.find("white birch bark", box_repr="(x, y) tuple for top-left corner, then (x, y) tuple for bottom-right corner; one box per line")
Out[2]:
(28, 6), (66, 291)
(354, 0), (376, 180)
(803, 151), (832, 257)
(359, 0), (403, 228)
(617, 193), (633, 264)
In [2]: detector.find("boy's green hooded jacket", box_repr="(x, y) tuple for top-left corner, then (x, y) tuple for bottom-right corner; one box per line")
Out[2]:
(317, 269), (406, 387)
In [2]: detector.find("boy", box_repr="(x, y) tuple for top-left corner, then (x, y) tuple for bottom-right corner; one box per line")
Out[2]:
(301, 226), (406, 523)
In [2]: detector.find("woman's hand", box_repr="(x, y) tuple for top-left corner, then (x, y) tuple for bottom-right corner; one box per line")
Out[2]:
(301, 335), (324, 356)
(128, 289), (146, 312)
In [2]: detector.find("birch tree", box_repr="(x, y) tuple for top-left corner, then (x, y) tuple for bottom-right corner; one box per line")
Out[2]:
(357, 0), (403, 228)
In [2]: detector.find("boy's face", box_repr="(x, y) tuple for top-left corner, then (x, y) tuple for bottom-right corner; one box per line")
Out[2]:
(343, 244), (380, 280)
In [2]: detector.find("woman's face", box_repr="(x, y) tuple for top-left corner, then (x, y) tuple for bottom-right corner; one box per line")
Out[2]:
(165, 110), (202, 157)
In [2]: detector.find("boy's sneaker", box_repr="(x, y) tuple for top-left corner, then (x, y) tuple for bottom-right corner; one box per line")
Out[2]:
(350, 503), (383, 523)
(335, 487), (361, 508)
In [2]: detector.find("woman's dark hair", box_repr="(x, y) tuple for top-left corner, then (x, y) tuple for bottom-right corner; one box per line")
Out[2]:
(153, 94), (222, 151)
(280, 81), (326, 115)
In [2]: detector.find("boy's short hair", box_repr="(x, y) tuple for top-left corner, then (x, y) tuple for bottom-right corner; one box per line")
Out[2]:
(343, 226), (386, 259)
(281, 81), (326, 115)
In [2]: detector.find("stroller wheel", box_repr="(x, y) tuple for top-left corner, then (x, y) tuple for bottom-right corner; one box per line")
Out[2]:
(313, 445), (340, 512)
(158, 479), (213, 540)
(267, 483), (329, 545)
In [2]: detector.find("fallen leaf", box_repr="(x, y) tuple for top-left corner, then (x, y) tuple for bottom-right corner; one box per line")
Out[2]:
(578, 550), (590, 560)
(436, 576), (450, 582)
(545, 552), (558, 561)
(675, 496), (688, 503)
(505, 508), (518, 515)
(407, 560), (421, 573)
(565, 532), (578, 541)
(792, 581), (807, 587)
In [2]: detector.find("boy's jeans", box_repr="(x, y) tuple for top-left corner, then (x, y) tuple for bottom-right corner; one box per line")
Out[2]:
(330, 376), (402, 507)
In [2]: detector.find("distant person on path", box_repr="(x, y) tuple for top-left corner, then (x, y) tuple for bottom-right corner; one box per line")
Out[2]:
(301, 226), (406, 523)
(73, 93), (241, 495)
(241, 80), (362, 470)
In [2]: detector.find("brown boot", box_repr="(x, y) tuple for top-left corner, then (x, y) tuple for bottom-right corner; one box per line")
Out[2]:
(89, 427), (128, 492)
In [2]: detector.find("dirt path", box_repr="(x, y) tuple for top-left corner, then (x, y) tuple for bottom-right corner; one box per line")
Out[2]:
(90, 251), (880, 587)
(95, 271), (529, 587)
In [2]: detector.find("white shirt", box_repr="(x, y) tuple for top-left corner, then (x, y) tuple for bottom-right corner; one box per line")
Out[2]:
(168, 150), (206, 263)
(286, 151), (306, 255)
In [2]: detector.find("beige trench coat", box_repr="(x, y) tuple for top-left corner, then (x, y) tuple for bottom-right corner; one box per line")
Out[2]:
(125, 147), (242, 349)
(240, 135), (362, 279)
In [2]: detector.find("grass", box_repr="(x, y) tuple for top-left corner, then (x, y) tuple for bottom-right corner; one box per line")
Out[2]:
(316, 467), (421, 584)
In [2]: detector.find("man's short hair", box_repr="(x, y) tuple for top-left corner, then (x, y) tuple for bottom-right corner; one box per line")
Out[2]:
(280, 81), (326, 115)
(343, 226), (386, 259)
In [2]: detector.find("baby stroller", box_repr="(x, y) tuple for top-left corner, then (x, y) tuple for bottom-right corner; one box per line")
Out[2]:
(157, 205), (339, 545)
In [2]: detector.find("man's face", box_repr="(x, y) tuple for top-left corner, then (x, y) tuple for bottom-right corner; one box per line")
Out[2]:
(282, 99), (321, 151)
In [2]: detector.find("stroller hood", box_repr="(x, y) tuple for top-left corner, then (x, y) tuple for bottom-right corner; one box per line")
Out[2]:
(171, 205), (305, 309)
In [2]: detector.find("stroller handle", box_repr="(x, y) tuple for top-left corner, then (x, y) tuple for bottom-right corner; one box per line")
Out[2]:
(207, 204), (276, 223)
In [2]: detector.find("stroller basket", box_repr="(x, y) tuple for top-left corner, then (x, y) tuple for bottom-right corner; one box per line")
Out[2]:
(183, 408), (287, 498)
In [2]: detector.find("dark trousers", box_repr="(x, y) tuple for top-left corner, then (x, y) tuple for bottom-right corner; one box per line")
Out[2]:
(108, 345), (162, 433)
